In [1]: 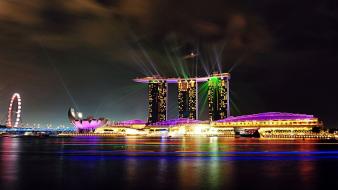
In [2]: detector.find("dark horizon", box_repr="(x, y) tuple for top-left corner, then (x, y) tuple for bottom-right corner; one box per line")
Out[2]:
(1, 0), (338, 127)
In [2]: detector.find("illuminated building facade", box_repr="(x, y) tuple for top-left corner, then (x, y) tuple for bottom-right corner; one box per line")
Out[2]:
(63, 112), (328, 139)
(213, 112), (324, 138)
(208, 75), (229, 121)
(178, 80), (197, 119)
(147, 80), (168, 124)
(213, 112), (322, 128)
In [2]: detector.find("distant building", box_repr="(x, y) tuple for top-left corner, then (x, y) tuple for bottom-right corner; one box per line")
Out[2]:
(208, 75), (229, 121)
(147, 80), (167, 124)
(178, 80), (197, 120)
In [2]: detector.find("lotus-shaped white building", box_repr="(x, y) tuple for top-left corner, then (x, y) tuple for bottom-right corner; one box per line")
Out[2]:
(68, 107), (107, 132)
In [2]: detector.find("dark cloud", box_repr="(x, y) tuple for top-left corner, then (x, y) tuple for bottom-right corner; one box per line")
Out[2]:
(0, 0), (272, 51)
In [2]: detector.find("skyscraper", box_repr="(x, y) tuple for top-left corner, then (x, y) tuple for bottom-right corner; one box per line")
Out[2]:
(134, 73), (230, 123)
(208, 76), (229, 121)
(178, 80), (197, 119)
(147, 80), (167, 124)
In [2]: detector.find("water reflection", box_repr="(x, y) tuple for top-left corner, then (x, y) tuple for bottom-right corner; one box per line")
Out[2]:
(297, 143), (317, 190)
(0, 137), (20, 189)
(0, 137), (338, 190)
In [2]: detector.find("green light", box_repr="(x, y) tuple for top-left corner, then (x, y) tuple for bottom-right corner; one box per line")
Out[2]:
(210, 76), (218, 81)
(209, 77), (220, 85)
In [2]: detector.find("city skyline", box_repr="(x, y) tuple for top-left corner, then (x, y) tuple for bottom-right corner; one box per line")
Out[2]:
(1, 2), (338, 190)
(1, 0), (338, 127)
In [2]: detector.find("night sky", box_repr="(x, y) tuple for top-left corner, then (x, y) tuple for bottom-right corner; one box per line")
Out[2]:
(1, 0), (338, 127)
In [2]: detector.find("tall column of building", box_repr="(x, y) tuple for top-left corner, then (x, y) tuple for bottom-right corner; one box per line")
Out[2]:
(188, 80), (197, 119)
(178, 80), (189, 118)
(207, 76), (229, 121)
(227, 78), (230, 117)
(208, 78), (216, 121)
(178, 80), (197, 120)
(147, 80), (167, 124)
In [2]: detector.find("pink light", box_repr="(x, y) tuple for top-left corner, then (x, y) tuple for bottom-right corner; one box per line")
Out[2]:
(72, 119), (107, 130)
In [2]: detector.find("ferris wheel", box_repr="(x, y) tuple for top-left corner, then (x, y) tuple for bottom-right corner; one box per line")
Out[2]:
(7, 93), (22, 128)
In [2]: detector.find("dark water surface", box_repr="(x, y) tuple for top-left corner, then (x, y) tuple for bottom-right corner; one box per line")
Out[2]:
(1, 137), (338, 190)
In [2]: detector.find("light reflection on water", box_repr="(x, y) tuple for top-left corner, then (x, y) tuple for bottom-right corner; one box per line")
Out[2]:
(1, 136), (338, 190)
(1, 138), (19, 187)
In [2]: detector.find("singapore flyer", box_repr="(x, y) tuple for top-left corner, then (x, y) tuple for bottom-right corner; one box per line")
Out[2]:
(7, 93), (22, 128)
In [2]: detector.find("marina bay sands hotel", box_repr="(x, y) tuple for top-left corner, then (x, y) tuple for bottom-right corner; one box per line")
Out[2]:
(67, 68), (324, 138)
(68, 72), (323, 138)
(134, 73), (230, 124)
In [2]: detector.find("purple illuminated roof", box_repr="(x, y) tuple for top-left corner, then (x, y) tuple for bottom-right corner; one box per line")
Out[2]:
(115, 119), (146, 125)
(150, 118), (204, 126)
(216, 112), (315, 122)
